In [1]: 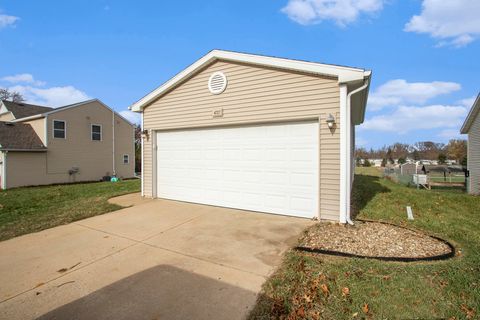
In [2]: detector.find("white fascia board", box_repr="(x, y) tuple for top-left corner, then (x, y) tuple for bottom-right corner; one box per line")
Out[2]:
(130, 50), (369, 112)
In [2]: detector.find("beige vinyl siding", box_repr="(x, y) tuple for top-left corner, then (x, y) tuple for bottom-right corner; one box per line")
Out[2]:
(25, 118), (47, 145)
(142, 60), (341, 220)
(468, 111), (480, 194)
(5, 152), (50, 188)
(5, 101), (135, 189)
(0, 112), (15, 122)
(114, 113), (135, 178)
(47, 101), (134, 181)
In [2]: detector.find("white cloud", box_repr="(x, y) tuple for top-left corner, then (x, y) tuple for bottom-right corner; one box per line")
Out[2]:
(457, 96), (477, 108)
(119, 110), (140, 125)
(405, 0), (480, 47)
(8, 85), (90, 107)
(368, 79), (461, 111)
(360, 104), (467, 134)
(0, 14), (19, 29)
(1, 73), (90, 107)
(438, 129), (463, 139)
(1, 73), (45, 86)
(281, 0), (384, 26)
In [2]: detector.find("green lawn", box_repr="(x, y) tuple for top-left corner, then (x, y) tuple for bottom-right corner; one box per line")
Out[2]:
(0, 179), (140, 241)
(249, 167), (479, 319)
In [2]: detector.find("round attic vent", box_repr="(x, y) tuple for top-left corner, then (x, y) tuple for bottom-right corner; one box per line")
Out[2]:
(208, 72), (228, 94)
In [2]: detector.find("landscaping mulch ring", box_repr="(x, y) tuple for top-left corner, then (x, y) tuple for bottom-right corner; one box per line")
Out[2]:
(296, 220), (455, 262)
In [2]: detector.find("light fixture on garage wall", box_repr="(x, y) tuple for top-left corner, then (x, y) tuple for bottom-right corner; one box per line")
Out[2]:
(326, 114), (336, 128)
(141, 129), (150, 140)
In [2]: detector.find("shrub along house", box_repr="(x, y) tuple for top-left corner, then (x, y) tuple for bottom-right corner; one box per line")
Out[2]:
(461, 93), (480, 195)
(0, 99), (135, 189)
(131, 50), (371, 223)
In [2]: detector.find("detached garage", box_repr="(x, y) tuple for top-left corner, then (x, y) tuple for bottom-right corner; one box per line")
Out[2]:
(131, 50), (371, 223)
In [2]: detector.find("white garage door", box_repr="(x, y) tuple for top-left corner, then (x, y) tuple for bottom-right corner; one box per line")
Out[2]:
(155, 121), (319, 218)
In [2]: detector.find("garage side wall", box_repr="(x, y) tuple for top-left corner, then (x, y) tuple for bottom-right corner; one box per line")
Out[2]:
(142, 60), (341, 220)
(468, 112), (480, 194)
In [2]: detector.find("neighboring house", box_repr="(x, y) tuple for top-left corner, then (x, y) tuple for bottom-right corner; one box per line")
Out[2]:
(130, 50), (371, 223)
(460, 93), (480, 194)
(0, 99), (135, 189)
(369, 159), (383, 167)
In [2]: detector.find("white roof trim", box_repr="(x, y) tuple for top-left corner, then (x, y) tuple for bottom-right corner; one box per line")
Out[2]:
(461, 93), (480, 134)
(130, 49), (371, 112)
(11, 99), (135, 127)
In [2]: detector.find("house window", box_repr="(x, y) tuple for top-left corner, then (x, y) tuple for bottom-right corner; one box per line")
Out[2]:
(53, 120), (66, 139)
(123, 154), (129, 164)
(91, 124), (102, 141)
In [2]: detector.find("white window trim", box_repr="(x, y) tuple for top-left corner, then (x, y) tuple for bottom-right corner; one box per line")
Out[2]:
(52, 119), (66, 139)
(91, 124), (102, 141)
(123, 154), (129, 164)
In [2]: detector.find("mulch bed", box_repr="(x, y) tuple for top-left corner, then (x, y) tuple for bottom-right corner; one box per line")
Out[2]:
(296, 220), (454, 262)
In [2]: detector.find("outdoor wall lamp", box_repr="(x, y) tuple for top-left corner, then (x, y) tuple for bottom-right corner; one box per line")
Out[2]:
(141, 129), (150, 140)
(326, 114), (336, 128)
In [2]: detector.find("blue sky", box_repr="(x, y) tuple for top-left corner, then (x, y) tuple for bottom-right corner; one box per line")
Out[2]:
(0, 0), (478, 148)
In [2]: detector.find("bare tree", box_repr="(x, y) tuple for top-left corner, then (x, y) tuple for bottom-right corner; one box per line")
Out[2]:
(0, 88), (25, 102)
(10, 91), (25, 103)
(0, 88), (10, 101)
(134, 125), (142, 173)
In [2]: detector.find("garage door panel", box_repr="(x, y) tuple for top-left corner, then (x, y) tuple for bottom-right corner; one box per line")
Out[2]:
(156, 121), (318, 218)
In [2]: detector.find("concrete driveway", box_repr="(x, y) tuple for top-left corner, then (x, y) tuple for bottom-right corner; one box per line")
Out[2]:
(0, 194), (311, 320)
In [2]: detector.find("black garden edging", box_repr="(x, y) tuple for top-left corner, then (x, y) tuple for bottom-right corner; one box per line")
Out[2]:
(295, 220), (456, 262)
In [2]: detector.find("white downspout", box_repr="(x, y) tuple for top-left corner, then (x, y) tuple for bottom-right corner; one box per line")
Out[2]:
(112, 110), (116, 176)
(345, 78), (370, 225)
(141, 112), (144, 197)
(2, 151), (7, 190)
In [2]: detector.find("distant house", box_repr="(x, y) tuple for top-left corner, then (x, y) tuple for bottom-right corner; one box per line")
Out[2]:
(461, 93), (480, 194)
(369, 159), (383, 167)
(0, 99), (135, 189)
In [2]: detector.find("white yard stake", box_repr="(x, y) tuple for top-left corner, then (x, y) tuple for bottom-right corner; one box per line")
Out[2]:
(406, 206), (414, 220)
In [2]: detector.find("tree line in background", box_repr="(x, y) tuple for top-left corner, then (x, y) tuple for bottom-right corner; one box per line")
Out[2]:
(355, 140), (468, 167)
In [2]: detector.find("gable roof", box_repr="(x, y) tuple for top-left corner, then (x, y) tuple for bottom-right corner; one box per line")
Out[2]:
(0, 121), (46, 151)
(461, 93), (480, 134)
(1, 100), (53, 119)
(10, 99), (134, 126)
(129, 49), (372, 112)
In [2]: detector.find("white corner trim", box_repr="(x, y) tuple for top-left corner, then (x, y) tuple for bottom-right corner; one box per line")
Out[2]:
(1, 151), (6, 190)
(141, 112), (144, 197)
(339, 84), (348, 224)
(44, 115), (48, 146)
(130, 50), (369, 112)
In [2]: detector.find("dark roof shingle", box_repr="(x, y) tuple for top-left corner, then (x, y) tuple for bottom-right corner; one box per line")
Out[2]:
(2, 100), (53, 119)
(0, 121), (46, 151)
